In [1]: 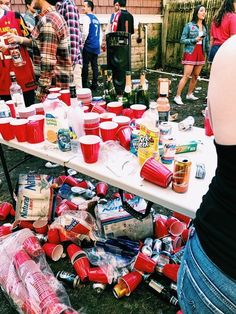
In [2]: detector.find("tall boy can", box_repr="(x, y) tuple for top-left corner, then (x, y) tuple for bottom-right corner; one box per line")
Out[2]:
(161, 137), (176, 164)
(172, 157), (192, 193)
(178, 116), (195, 131)
(159, 122), (172, 145)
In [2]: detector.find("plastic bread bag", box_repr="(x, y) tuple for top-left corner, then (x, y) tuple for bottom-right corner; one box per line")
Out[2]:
(0, 228), (79, 314)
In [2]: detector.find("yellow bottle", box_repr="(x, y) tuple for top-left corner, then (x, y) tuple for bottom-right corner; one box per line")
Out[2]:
(138, 123), (159, 165)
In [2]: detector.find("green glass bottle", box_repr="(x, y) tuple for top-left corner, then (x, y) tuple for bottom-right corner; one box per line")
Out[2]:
(122, 71), (134, 108)
(136, 70), (149, 107)
(104, 69), (117, 103)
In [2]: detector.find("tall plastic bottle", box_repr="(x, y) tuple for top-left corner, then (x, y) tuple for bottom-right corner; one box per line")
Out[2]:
(9, 71), (25, 112)
(67, 85), (84, 139)
(142, 101), (159, 129)
(156, 94), (170, 123)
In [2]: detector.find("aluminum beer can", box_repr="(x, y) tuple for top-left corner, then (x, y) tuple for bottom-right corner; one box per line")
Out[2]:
(161, 137), (176, 164)
(159, 122), (172, 145)
(57, 128), (71, 152)
(144, 237), (153, 248)
(130, 129), (140, 156)
(172, 157), (192, 193)
(178, 116), (195, 131)
(56, 271), (80, 288)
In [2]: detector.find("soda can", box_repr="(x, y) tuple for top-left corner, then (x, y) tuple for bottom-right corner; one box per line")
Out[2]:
(130, 129), (140, 156)
(161, 137), (176, 164)
(56, 271), (80, 288)
(178, 116), (195, 131)
(195, 163), (206, 179)
(144, 237), (153, 248)
(172, 157), (192, 193)
(141, 245), (153, 257)
(159, 122), (172, 145)
(162, 237), (173, 253)
(57, 128), (71, 152)
(152, 239), (162, 255)
(92, 283), (106, 294)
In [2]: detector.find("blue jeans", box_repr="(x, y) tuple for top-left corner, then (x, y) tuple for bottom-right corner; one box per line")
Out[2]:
(177, 230), (236, 313)
(208, 45), (221, 63)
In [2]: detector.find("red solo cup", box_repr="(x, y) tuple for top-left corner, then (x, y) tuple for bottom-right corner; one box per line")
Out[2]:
(18, 106), (36, 119)
(173, 211), (192, 227)
(118, 271), (142, 296)
(13, 250), (31, 270)
(28, 115), (45, 133)
(115, 126), (132, 150)
(91, 99), (106, 109)
(83, 112), (100, 123)
(112, 115), (131, 131)
(162, 264), (180, 282)
(122, 108), (134, 119)
(140, 157), (173, 188)
(26, 120), (44, 143)
(47, 228), (61, 244)
(10, 118), (28, 142)
(169, 220), (185, 237)
(79, 135), (101, 163)
(76, 88), (92, 99)
(204, 115), (213, 136)
(22, 235), (44, 257)
(59, 89), (71, 106)
(14, 220), (34, 230)
(84, 126), (100, 136)
(49, 87), (61, 93)
(33, 219), (48, 234)
(67, 244), (90, 281)
(88, 267), (109, 284)
(59, 230), (70, 242)
(96, 182), (109, 198)
(63, 199), (78, 210)
(133, 251), (156, 273)
(107, 101), (123, 115)
(0, 202), (13, 220)
(5, 100), (16, 118)
(165, 217), (179, 229)
(91, 105), (106, 114)
(0, 118), (14, 140)
(0, 224), (13, 237)
(56, 175), (88, 188)
(99, 121), (118, 141)
(181, 228), (191, 243)
(172, 235), (182, 250)
(67, 244), (84, 263)
(130, 104), (147, 119)
(81, 105), (90, 113)
(42, 243), (63, 261)
(154, 217), (169, 238)
(100, 112), (116, 122)
(32, 103), (45, 115)
(55, 202), (70, 216)
(66, 216), (91, 234)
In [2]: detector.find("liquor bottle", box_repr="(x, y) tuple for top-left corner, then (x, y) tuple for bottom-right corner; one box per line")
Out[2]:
(122, 71), (134, 108)
(156, 94), (170, 123)
(136, 70), (149, 106)
(95, 237), (140, 257)
(145, 277), (179, 307)
(104, 69), (117, 103)
(142, 101), (159, 128)
(9, 71), (25, 112)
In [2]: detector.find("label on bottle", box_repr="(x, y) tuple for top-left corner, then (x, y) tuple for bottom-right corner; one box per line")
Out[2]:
(9, 45), (25, 67)
(12, 93), (25, 110)
(0, 106), (11, 118)
(124, 85), (132, 93)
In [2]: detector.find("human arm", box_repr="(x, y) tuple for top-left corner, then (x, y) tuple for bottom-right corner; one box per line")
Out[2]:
(180, 23), (202, 45)
(81, 14), (90, 44)
(207, 35), (236, 145)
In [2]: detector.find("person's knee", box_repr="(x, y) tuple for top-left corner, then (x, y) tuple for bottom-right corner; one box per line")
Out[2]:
(192, 74), (199, 81)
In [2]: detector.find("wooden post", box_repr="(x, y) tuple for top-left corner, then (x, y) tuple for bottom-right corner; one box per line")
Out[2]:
(161, 3), (169, 69)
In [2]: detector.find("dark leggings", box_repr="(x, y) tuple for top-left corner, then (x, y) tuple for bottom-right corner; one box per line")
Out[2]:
(82, 49), (98, 88)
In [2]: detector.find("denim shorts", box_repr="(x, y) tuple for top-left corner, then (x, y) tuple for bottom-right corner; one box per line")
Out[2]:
(177, 230), (236, 313)
(208, 45), (221, 63)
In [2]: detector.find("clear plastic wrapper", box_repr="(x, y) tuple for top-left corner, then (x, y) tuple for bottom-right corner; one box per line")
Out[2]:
(0, 228), (79, 314)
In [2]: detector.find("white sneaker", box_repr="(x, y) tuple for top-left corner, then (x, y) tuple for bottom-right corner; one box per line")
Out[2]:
(45, 162), (60, 168)
(186, 93), (199, 101)
(174, 95), (184, 105)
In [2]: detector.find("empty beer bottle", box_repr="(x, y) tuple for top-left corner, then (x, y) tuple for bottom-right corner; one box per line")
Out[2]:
(122, 71), (134, 108)
(136, 70), (149, 106)
(104, 69), (117, 103)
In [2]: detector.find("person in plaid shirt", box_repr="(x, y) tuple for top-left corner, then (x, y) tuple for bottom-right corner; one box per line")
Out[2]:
(6, 0), (73, 102)
(56, 0), (83, 89)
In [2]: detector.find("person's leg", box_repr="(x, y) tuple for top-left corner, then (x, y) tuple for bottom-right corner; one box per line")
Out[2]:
(176, 65), (194, 97)
(187, 65), (203, 96)
(23, 89), (35, 107)
(90, 53), (98, 90)
(73, 63), (82, 89)
(82, 49), (90, 88)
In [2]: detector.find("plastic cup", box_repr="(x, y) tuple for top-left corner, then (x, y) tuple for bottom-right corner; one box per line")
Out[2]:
(33, 219), (48, 234)
(0, 202), (13, 220)
(13, 250), (31, 270)
(5, 100), (16, 118)
(99, 121), (118, 141)
(107, 101), (123, 115)
(165, 216), (179, 229)
(112, 115), (131, 132)
(100, 112), (116, 122)
(26, 120), (44, 143)
(181, 228), (191, 243)
(10, 118), (28, 142)
(32, 103), (45, 115)
(49, 87), (61, 93)
(91, 105), (106, 114)
(67, 244), (90, 282)
(0, 224), (13, 237)
(18, 106), (36, 119)
(0, 118), (14, 140)
(122, 108), (134, 119)
(162, 264), (180, 282)
(118, 271), (142, 296)
(115, 126), (132, 150)
(79, 135), (101, 163)
(22, 236), (44, 257)
(96, 182), (109, 198)
(42, 243), (63, 261)
(133, 252), (156, 273)
(28, 115), (45, 133)
(88, 267), (109, 284)
(81, 105), (90, 113)
(59, 89), (71, 106)
(130, 104), (147, 119)
(140, 157), (173, 188)
(154, 217), (169, 238)
(169, 220), (185, 237)
(47, 228), (61, 244)
(173, 211), (192, 227)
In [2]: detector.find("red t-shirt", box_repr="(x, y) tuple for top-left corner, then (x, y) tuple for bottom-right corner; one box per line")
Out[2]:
(0, 10), (35, 95)
(210, 12), (236, 45)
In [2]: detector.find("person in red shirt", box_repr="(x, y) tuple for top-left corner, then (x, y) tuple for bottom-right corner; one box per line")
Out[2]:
(0, 7), (35, 106)
(208, 0), (236, 62)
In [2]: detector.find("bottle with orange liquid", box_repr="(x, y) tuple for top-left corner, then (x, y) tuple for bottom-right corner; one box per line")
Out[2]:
(156, 94), (170, 123)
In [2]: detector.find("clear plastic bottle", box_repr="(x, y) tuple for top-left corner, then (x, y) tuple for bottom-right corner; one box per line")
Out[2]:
(0, 100), (11, 118)
(136, 70), (149, 107)
(142, 101), (159, 128)
(156, 94), (170, 123)
(67, 85), (84, 139)
(9, 71), (25, 112)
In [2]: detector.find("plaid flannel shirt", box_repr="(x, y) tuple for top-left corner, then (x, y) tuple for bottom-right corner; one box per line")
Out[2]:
(56, 0), (83, 66)
(31, 6), (73, 101)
